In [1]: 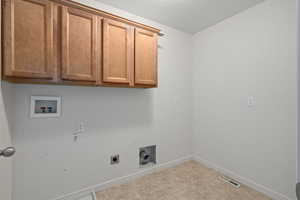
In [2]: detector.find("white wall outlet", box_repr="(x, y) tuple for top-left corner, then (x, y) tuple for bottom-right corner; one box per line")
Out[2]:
(247, 96), (255, 107)
(79, 122), (85, 132)
(73, 121), (87, 142)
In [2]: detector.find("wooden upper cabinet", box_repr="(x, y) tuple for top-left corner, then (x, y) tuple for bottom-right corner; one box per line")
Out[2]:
(2, 0), (160, 87)
(61, 7), (99, 82)
(135, 28), (158, 86)
(3, 0), (54, 79)
(103, 19), (134, 86)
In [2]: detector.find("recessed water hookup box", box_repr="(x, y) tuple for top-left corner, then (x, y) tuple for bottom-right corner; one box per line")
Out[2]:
(30, 96), (61, 118)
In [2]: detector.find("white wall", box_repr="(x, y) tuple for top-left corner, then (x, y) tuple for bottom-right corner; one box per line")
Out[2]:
(4, 0), (298, 199)
(298, 0), (300, 184)
(0, 83), (13, 200)
(4, 1), (193, 200)
(192, 0), (297, 199)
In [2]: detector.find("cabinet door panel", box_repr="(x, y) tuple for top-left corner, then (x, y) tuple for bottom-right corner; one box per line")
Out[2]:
(62, 7), (98, 82)
(103, 19), (134, 85)
(135, 28), (157, 86)
(3, 0), (54, 79)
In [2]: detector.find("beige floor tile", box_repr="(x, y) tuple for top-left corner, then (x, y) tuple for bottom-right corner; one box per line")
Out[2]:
(96, 161), (272, 200)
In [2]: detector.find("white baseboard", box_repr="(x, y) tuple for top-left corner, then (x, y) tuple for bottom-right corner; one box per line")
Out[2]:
(52, 154), (294, 200)
(52, 155), (193, 200)
(93, 155), (192, 193)
(193, 155), (294, 200)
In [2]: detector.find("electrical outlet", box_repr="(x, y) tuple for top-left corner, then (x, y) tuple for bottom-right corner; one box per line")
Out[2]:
(110, 155), (120, 165)
(73, 121), (86, 142)
(247, 96), (255, 107)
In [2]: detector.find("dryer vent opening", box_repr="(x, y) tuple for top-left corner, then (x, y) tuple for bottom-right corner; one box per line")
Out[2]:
(139, 145), (156, 167)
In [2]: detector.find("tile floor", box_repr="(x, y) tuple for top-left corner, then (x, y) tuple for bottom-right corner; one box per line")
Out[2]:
(96, 161), (271, 200)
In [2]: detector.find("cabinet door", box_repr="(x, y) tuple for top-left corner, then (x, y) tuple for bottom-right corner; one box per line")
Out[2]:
(135, 28), (157, 86)
(62, 7), (98, 82)
(3, 0), (54, 79)
(103, 19), (134, 85)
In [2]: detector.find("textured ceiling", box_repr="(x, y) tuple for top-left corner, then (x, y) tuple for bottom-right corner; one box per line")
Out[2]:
(95, 0), (265, 33)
